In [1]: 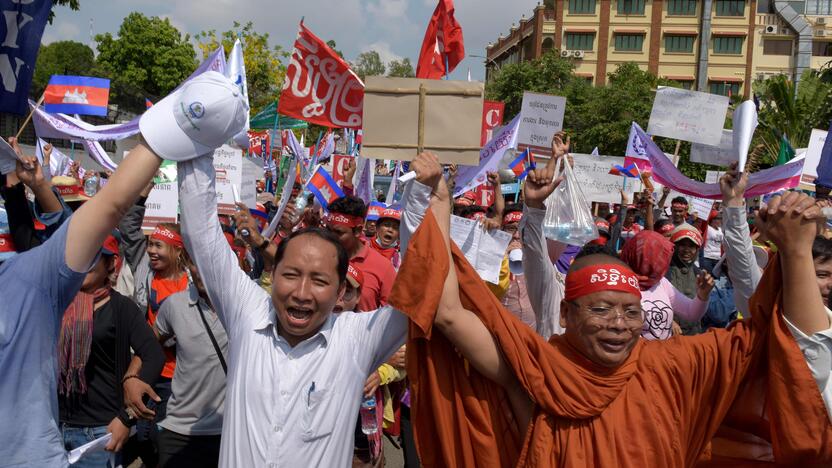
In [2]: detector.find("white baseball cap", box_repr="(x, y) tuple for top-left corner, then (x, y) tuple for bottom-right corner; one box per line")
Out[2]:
(139, 71), (249, 161)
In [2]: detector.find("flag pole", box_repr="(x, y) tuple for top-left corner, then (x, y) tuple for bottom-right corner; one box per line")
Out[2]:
(15, 94), (46, 140)
(672, 140), (682, 167)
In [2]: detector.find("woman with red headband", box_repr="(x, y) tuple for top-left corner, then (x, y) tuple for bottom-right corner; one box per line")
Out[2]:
(118, 199), (192, 465)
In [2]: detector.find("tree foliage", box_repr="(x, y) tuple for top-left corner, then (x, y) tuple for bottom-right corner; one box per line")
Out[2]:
(95, 12), (196, 112)
(326, 40), (345, 59)
(752, 72), (832, 165)
(32, 40), (95, 96)
(50, 0), (80, 22)
(352, 51), (385, 80)
(387, 58), (415, 78)
(195, 21), (289, 115)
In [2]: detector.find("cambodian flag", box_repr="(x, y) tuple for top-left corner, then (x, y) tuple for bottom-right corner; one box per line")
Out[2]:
(307, 165), (345, 208)
(508, 148), (535, 180)
(609, 163), (639, 178)
(145, 98), (153, 109)
(43, 75), (110, 116)
(366, 201), (386, 221)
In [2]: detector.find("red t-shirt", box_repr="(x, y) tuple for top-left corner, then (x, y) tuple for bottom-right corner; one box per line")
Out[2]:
(352, 242), (397, 311)
(148, 274), (189, 379)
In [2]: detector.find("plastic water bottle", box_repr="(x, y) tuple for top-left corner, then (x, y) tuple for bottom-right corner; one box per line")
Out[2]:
(292, 191), (309, 224)
(360, 395), (378, 435)
(83, 173), (99, 197)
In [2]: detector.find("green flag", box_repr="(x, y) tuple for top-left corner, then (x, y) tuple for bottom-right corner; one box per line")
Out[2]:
(250, 101), (309, 130)
(776, 134), (795, 166)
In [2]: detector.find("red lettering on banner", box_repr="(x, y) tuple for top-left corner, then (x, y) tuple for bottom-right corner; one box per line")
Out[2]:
(481, 100), (505, 146)
(248, 131), (271, 157)
(473, 184), (495, 207)
(332, 154), (351, 188)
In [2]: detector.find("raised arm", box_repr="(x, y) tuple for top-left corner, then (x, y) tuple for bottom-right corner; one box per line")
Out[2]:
(609, 190), (628, 251)
(398, 155), (434, 257)
(177, 156), (267, 334)
(719, 164), (761, 316)
(118, 181), (153, 272)
(761, 192), (829, 334)
(62, 141), (161, 273)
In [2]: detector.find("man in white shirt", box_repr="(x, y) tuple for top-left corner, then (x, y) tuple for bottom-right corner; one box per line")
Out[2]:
(170, 151), (433, 466)
(702, 210), (724, 273)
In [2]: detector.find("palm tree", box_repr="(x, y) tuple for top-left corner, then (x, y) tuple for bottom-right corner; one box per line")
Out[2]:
(752, 71), (832, 164)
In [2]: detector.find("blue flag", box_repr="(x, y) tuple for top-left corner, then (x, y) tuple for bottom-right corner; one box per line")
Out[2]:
(0, 0), (53, 114)
(815, 121), (832, 190)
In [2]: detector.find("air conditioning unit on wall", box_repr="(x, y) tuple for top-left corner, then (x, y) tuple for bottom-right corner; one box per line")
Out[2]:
(561, 49), (571, 58)
(573, 50), (585, 58)
(817, 17), (827, 25)
(763, 24), (779, 34)
(816, 30), (828, 37)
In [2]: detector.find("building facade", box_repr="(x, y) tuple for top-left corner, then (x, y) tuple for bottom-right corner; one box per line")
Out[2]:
(485, 0), (832, 97)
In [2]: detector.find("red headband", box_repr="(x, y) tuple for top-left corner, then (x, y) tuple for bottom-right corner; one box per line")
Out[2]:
(671, 202), (688, 210)
(657, 223), (675, 235)
(347, 263), (364, 287)
(325, 212), (363, 228)
(466, 212), (486, 221)
(565, 264), (642, 301)
(503, 211), (523, 225)
(151, 226), (184, 249)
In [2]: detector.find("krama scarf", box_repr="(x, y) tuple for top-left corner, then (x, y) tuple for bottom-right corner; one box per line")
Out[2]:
(620, 230), (674, 290)
(58, 287), (111, 395)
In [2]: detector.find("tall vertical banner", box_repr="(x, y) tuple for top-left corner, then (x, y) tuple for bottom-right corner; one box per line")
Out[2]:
(0, 0), (53, 114)
(481, 100), (505, 146)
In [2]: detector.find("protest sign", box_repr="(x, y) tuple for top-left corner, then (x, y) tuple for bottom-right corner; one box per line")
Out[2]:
(213, 145), (244, 215)
(141, 161), (178, 233)
(450, 215), (512, 284)
(691, 130), (735, 167)
(241, 157), (259, 208)
(517, 92), (566, 153)
(481, 100), (505, 146)
(733, 100), (758, 172)
(331, 154), (352, 188)
(705, 170), (727, 184)
(801, 128), (827, 187)
(568, 153), (637, 204)
(362, 76), (484, 165)
(647, 87), (728, 146)
(689, 196), (715, 219)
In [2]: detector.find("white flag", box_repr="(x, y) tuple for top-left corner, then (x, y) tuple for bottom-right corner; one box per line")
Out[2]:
(226, 38), (250, 148)
(454, 114), (521, 197)
(625, 122), (648, 160)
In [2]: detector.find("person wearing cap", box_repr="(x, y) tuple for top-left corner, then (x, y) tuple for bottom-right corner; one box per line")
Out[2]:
(701, 209), (724, 274)
(666, 223), (713, 335)
(590, 217), (611, 246)
(370, 207), (402, 269)
(0, 90), (186, 466)
(334, 263), (364, 313)
(499, 205), (536, 330)
(391, 145), (832, 465)
(171, 135), (430, 467)
(325, 196), (397, 311)
(58, 232), (165, 467)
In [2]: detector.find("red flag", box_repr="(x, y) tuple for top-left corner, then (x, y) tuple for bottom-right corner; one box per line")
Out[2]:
(416, 0), (465, 79)
(480, 100), (504, 146)
(279, 20), (364, 128)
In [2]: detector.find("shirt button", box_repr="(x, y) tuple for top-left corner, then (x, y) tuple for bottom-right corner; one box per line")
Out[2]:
(273, 425), (280, 433)
(281, 390), (288, 397)
(805, 348), (819, 361)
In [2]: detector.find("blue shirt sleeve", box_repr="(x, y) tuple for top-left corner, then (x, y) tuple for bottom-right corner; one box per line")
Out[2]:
(31, 186), (73, 241)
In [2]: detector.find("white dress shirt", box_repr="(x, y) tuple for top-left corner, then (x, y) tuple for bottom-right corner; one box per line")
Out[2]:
(784, 308), (832, 422)
(177, 155), (412, 467)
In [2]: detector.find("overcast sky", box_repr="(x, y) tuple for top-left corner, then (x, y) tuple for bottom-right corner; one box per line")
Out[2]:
(43, 0), (538, 81)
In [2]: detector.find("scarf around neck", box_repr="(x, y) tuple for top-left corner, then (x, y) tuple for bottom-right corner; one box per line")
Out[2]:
(58, 287), (111, 395)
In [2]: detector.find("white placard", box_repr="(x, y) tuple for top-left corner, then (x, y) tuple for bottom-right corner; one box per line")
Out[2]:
(691, 130), (735, 167)
(689, 196), (715, 220)
(802, 129), (828, 186)
(240, 157), (259, 209)
(141, 180), (179, 233)
(569, 153), (638, 204)
(705, 170), (726, 185)
(517, 91), (566, 152)
(450, 215), (512, 284)
(213, 145), (244, 215)
(647, 87), (729, 146)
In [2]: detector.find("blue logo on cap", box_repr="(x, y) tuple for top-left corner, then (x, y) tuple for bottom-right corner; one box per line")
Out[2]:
(189, 102), (205, 119)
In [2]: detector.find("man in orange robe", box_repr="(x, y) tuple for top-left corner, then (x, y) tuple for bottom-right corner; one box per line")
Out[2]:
(390, 149), (832, 467)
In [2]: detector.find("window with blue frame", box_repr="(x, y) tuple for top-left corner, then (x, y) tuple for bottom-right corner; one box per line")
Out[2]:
(667, 0), (697, 15)
(715, 0), (745, 16)
(615, 34), (645, 51)
(713, 36), (744, 54)
(665, 35), (695, 53)
(565, 32), (596, 50)
(569, 0), (597, 14)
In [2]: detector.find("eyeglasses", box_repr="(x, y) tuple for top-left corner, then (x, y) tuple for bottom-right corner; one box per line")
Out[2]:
(569, 303), (644, 325)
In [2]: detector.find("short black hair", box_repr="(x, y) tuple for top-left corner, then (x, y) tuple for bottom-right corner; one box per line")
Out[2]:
(504, 202), (522, 215)
(813, 236), (832, 263)
(671, 196), (688, 206)
(575, 243), (617, 261)
(273, 227), (349, 284)
(654, 218), (674, 232)
(328, 196), (367, 218)
(457, 205), (486, 219)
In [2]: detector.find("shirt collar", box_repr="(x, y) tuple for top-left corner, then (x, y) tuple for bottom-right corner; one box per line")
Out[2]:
(253, 304), (335, 347)
(352, 241), (370, 261)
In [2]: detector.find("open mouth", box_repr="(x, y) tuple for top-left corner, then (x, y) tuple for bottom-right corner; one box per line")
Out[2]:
(286, 306), (314, 327)
(598, 338), (628, 353)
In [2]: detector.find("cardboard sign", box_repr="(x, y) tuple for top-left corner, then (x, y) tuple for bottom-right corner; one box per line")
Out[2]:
(647, 87), (729, 146)
(705, 170), (727, 184)
(214, 145), (244, 215)
(517, 91), (566, 153)
(481, 100), (505, 146)
(361, 76), (484, 165)
(690, 130), (735, 167)
(801, 128), (827, 186)
(569, 153), (637, 204)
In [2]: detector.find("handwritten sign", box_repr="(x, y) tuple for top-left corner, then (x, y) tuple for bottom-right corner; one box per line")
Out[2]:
(517, 91), (566, 153)
(689, 196), (715, 220)
(801, 128), (827, 186)
(647, 87), (728, 146)
(569, 153), (637, 204)
(690, 130), (735, 167)
(141, 162), (178, 233)
(214, 145), (244, 215)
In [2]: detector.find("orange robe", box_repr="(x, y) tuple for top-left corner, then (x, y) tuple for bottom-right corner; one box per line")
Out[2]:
(389, 210), (832, 467)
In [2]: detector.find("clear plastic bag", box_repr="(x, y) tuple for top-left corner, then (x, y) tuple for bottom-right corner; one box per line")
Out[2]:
(542, 156), (599, 245)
